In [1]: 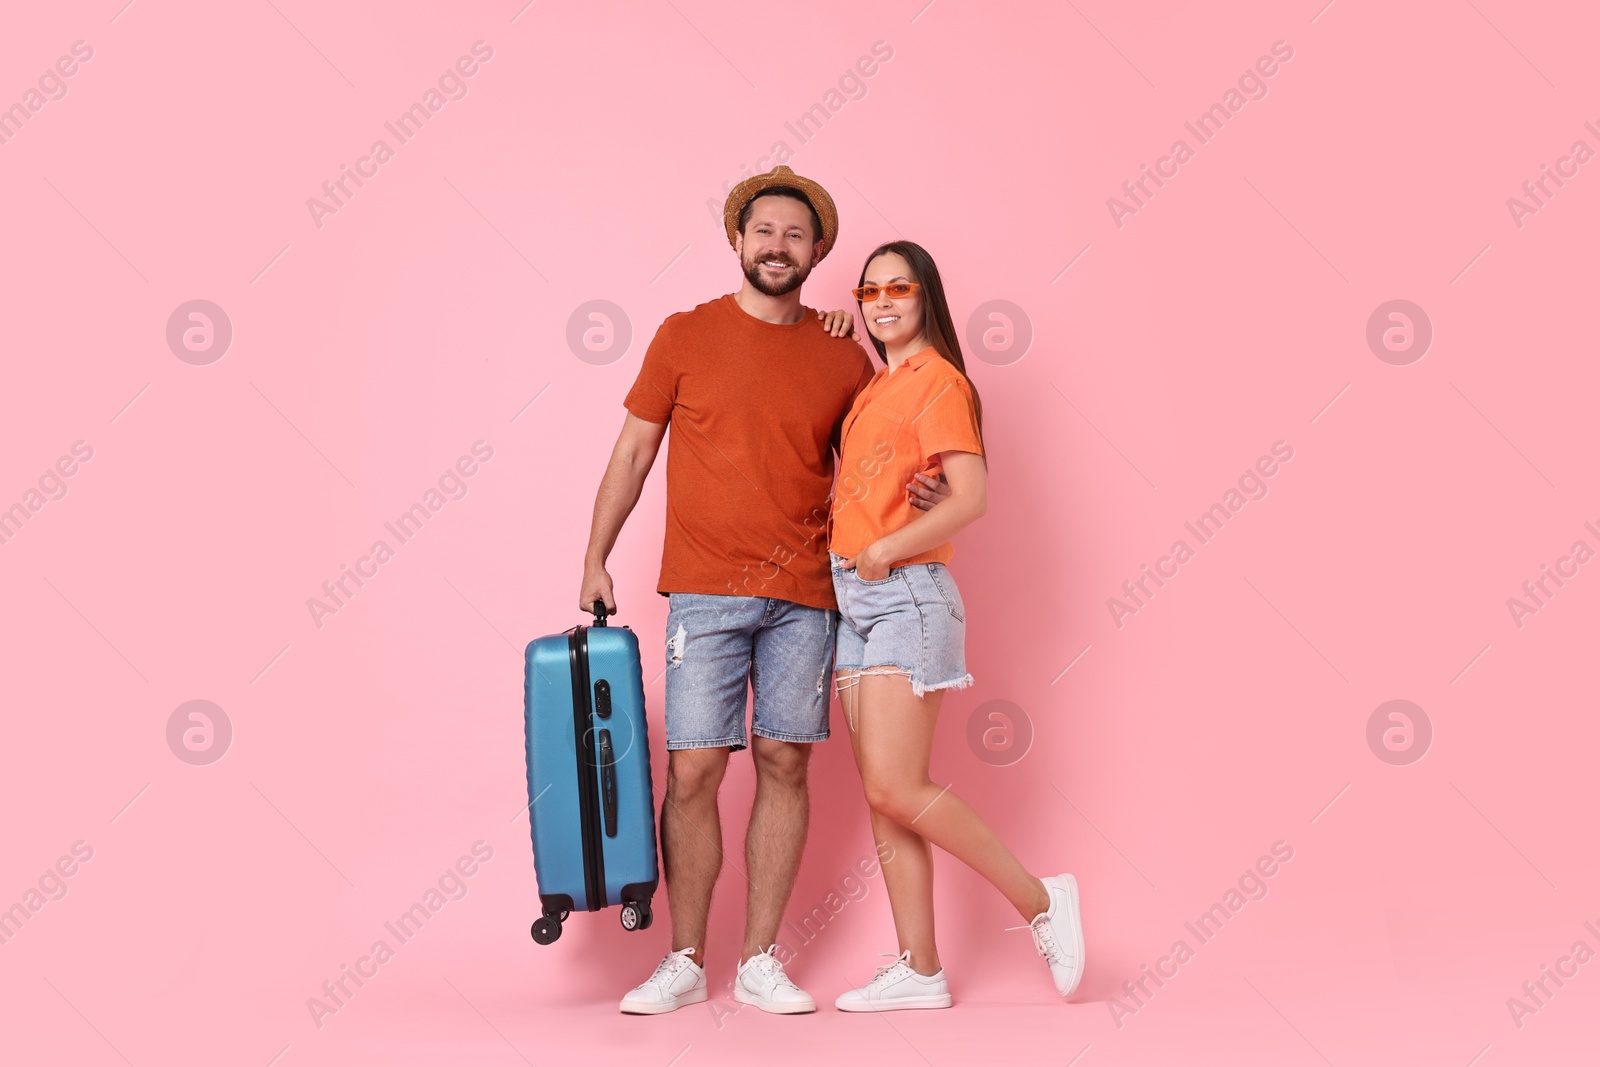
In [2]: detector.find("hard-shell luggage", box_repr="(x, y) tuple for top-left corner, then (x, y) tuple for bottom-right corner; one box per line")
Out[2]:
(523, 601), (658, 944)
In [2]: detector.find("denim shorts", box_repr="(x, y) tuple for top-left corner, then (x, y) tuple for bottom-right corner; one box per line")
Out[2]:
(829, 551), (974, 700)
(662, 593), (835, 751)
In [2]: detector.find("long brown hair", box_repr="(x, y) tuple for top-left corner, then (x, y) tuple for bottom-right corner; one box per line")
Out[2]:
(855, 240), (983, 438)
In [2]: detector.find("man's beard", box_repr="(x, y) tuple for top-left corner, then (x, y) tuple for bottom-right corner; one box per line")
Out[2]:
(742, 252), (810, 296)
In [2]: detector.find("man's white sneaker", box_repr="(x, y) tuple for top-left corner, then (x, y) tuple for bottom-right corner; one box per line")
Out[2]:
(835, 951), (953, 1012)
(619, 947), (707, 1015)
(1017, 873), (1084, 997)
(733, 945), (816, 1014)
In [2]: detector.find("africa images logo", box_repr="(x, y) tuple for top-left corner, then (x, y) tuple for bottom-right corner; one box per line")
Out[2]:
(305, 41), (495, 229)
(1106, 40), (1296, 229)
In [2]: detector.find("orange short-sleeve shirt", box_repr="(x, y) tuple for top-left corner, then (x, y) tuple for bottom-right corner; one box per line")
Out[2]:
(829, 347), (984, 569)
(623, 294), (876, 611)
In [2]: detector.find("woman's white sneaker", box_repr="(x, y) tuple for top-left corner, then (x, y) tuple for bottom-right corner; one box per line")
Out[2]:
(733, 945), (816, 1014)
(1020, 873), (1085, 997)
(619, 947), (707, 1015)
(835, 951), (953, 1012)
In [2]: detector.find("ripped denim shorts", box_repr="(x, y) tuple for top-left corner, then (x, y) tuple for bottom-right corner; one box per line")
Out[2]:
(829, 551), (974, 702)
(662, 593), (835, 751)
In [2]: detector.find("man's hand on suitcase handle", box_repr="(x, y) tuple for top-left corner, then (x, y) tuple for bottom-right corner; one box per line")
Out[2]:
(580, 564), (618, 616)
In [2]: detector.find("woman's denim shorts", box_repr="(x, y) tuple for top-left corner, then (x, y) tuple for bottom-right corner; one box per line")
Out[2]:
(829, 550), (974, 701)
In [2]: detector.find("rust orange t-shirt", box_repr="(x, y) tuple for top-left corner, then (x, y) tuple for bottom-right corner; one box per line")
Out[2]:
(623, 293), (876, 611)
(830, 347), (984, 569)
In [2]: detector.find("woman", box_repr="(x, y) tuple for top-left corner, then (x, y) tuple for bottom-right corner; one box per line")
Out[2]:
(827, 241), (1083, 1010)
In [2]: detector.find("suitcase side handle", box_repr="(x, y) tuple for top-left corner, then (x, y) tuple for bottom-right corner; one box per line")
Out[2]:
(597, 728), (618, 837)
(591, 600), (609, 627)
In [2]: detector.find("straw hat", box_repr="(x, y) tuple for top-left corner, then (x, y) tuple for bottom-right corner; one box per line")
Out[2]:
(722, 165), (839, 263)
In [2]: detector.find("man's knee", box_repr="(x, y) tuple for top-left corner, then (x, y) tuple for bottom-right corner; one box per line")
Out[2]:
(752, 737), (811, 788)
(666, 747), (729, 806)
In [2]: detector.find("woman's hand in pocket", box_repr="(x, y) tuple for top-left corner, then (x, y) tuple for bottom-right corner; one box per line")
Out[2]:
(843, 541), (893, 581)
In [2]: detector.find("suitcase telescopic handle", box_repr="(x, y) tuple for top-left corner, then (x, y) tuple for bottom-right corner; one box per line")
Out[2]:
(591, 600), (609, 627)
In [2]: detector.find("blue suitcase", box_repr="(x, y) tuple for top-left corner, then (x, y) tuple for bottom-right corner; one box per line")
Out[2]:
(523, 601), (659, 944)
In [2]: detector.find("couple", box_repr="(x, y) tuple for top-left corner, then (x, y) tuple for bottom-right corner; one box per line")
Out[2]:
(578, 166), (1083, 1014)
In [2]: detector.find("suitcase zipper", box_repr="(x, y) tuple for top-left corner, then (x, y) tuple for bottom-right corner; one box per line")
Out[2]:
(566, 627), (608, 911)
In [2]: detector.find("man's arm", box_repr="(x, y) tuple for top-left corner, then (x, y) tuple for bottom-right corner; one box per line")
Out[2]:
(907, 470), (950, 511)
(579, 413), (668, 613)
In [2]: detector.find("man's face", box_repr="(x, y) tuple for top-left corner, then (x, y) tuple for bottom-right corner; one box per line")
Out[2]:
(736, 195), (820, 296)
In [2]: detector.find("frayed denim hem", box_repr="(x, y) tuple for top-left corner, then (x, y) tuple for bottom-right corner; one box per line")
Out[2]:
(665, 737), (747, 752)
(911, 672), (975, 699)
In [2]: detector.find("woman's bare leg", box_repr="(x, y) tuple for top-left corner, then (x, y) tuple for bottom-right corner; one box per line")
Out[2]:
(840, 669), (940, 974)
(851, 672), (1049, 923)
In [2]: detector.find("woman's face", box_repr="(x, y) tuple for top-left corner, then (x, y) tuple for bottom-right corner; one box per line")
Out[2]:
(860, 252), (925, 348)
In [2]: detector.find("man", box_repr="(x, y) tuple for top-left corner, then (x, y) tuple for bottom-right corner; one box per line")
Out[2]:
(578, 166), (944, 1015)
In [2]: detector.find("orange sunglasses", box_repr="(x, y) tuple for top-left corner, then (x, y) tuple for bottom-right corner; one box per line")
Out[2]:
(851, 282), (922, 301)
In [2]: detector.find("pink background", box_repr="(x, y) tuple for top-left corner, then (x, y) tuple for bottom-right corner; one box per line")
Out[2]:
(3, 1), (1597, 1064)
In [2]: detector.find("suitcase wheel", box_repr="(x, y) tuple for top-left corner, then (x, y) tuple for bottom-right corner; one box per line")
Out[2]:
(531, 916), (562, 945)
(620, 902), (652, 932)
